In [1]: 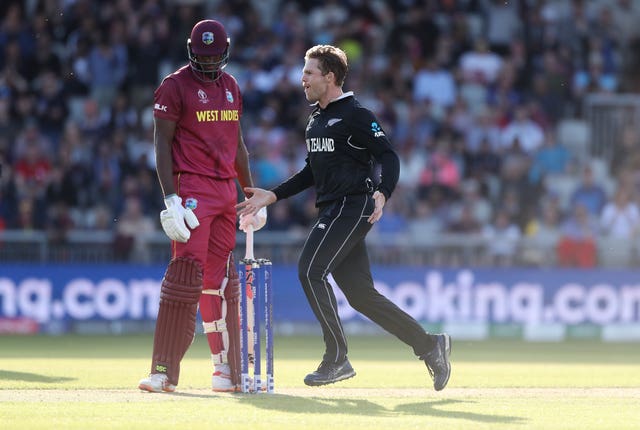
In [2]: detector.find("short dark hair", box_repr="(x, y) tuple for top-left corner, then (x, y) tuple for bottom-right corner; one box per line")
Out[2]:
(304, 45), (348, 87)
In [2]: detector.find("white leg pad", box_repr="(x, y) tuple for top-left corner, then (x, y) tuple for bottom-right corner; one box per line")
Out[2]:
(211, 351), (228, 365)
(202, 278), (230, 365)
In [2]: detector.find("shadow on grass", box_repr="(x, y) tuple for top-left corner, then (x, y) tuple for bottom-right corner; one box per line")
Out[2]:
(237, 393), (389, 416)
(201, 394), (527, 424)
(0, 370), (75, 383)
(395, 399), (526, 424)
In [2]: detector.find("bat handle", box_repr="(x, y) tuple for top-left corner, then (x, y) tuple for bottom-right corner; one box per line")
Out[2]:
(244, 226), (254, 260)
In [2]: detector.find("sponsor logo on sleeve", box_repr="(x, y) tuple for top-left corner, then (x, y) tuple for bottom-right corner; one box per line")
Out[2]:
(371, 122), (385, 137)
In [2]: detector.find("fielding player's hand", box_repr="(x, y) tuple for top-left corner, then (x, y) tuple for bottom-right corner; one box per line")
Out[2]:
(236, 187), (276, 218)
(160, 194), (200, 242)
(367, 191), (386, 224)
(239, 206), (267, 232)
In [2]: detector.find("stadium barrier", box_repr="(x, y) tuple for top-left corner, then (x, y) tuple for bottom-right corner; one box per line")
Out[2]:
(1, 264), (638, 342)
(1, 229), (638, 268)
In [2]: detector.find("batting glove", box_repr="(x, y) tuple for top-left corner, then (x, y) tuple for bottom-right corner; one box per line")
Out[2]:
(160, 194), (200, 242)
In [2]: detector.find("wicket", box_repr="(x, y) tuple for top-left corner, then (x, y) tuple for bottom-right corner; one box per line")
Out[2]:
(239, 256), (274, 393)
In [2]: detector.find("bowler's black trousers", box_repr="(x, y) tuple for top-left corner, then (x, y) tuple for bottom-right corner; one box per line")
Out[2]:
(298, 193), (436, 364)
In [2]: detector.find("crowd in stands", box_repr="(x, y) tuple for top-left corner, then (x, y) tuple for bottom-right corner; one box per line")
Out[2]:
(2, 0), (640, 267)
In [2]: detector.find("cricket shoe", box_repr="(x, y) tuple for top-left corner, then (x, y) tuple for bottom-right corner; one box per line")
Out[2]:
(138, 373), (176, 393)
(421, 333), (451, 391)
(212, 363), (236, 392)
(304, 358), (356, 386)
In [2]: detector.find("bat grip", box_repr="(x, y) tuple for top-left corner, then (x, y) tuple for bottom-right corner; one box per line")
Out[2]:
(244, 226), (254, 260)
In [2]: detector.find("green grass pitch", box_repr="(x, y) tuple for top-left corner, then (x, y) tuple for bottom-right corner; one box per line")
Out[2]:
(1, 333), (639, 429)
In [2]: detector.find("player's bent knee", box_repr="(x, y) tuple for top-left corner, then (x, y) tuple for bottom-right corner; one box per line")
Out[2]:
(297, 262), (326, 284)
(161, 257), (203, 304)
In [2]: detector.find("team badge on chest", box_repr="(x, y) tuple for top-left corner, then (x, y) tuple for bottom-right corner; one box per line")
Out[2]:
(226, 89), (234, 103)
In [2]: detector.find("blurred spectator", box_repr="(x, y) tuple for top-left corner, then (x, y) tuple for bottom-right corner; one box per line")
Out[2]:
(569, 165), (608, 217)
(610, 0), (640, 49)
(528, 131), (572, 185)
(113, 195), (155, 263)
(397, 140), (426, 192)
(109, 91), (138, 131)
(45, 163), (77, 209)
(11, 89), (37, 129)
(45, 199), (74, 245)
(86, 204), (113, 231)
(456, 179), (492, 224)
(127, 18), (165, 110)
(459, 38), (503, 85)
(481, 0), (522, 56)
(482, 209), (521, 266)
(588, 8), (619, 75)
(572, 55), (617, 99)
(56, 121), (94, 210)
(34, 69), (68, 146)
(599, 187), (640, 238)
(464, 137), (502, 198)
(24, 27), (61, 82)
(12, 125), (53, 199)
(0, 150), (16, 228)
(412, 57), (456, 111)
(465, 107), (501, 153)
(64, 30), (92, 97)
(446, 203), (483, 234)
(418, 139), (461, 201)
(610, 124), (640, 173)
(557, 203), (598, 268)
(77, 98), (109, 142)
(87, 25), (128, 109)
(13, 119), (53, 161)
(555, 0), (592, 70)
(521, 201), (563, 266)
(407, 198), (444, 239)
(499, 105), (545, 154)
(93, 139), (122, 209)
(530, 50), (573, 122)
(0, 95), (19, 148)
(386, 1), (440, 62)
(499, 138), (534, 216)
(11, 196), (46, 231)
(264, 200), (293, 232)
(487, 55), (524, 112)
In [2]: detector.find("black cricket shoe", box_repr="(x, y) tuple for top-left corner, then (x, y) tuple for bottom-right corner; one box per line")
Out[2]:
(304, 358), (356, 386)
(421, 333), (451, 391)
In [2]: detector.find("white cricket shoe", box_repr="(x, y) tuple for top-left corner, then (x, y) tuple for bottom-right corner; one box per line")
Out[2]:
(138, 373), (176, 393)
(212, 363), (236, 392)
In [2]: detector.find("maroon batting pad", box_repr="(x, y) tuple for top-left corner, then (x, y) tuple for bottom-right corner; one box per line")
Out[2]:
(151, 257), (203, 386)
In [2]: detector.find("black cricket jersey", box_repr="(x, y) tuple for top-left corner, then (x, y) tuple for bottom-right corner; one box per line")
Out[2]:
(272, 92), (400, 206)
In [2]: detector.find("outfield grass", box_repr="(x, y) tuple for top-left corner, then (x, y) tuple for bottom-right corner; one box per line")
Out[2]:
(1, 334), (639, 429)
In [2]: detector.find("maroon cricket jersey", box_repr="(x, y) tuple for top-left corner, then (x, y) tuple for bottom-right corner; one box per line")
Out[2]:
(153, 66), (242, 179)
